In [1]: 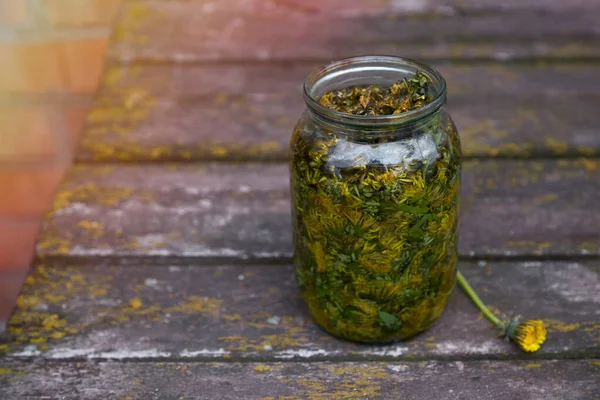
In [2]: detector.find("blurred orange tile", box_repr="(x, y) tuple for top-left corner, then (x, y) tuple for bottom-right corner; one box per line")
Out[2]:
(0, 220), (40, 270)
(0, 106), (59, 162)
(0, 41), (64, 93)
(0, 268), (28, 321)
(62, 104), (90, 153)
(0, 167), (65, 217)
(0, 0), (28, 26)
(61, 38), (109, 93)
(44, 0), (124, 27)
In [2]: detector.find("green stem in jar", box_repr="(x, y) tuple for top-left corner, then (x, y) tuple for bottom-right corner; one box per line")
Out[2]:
(456, 270), (505, 329)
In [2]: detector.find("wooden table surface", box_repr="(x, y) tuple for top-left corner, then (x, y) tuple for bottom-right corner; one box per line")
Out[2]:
(1, 1), (600, 398)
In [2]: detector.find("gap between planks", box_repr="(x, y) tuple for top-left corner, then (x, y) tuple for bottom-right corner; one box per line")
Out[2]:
(33, 253), (600, 268)
(101, 57), (600, 67)
(70, 154), (600, 166)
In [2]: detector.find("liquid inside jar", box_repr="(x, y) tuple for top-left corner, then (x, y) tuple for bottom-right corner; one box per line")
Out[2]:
(291, 60), (461, 343)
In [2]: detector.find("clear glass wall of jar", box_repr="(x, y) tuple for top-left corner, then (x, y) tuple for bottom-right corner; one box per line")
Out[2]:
(290, 56), (462, 343)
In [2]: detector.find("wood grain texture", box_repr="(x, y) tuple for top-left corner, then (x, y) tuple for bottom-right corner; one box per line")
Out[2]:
(6, 1), (598, 395)
(1, 261), (598, 360)
(36, 160), (600, 261)
(1, 360), (599, 400)
(78, 63), (600, 161)
(112, 0), (600, 16)
(109, 0), (600, 62)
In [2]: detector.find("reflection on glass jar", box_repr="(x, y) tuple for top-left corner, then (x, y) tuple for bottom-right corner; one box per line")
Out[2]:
(290, 56), (462, 343)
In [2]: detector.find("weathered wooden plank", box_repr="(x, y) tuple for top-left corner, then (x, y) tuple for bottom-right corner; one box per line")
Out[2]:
(95, 63), (600, 98)
(37, 160), (600, 260)
(1, 261), (598, 360)
(1, 360), (598, 400)
(109, 1), (600, 62)
(113, 0), (600, 17)
(78, 63), (600, 161)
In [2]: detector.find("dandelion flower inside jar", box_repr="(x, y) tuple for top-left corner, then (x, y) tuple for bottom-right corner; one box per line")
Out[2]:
(290, 56), (462, 342)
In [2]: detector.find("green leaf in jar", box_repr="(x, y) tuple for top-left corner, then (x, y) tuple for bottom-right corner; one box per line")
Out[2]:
(379, 311), (402, 328)
(396, 204), (430, 214)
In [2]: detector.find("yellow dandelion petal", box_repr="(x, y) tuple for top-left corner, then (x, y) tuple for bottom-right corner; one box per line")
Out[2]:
(511, 320), (547, 353)
(311, 242), (328, 273)
(129, 297), (143, 310)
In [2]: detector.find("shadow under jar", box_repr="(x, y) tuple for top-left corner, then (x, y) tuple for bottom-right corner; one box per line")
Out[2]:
(290, 56), (462, 343)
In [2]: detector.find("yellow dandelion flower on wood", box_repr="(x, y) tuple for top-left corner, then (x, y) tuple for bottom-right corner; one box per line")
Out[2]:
(457, 272), (546, 353)
(506, 319), (547, 353)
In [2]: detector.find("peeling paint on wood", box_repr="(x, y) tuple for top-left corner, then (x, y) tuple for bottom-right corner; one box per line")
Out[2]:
(0, 360), (598, 399)
(1, 261), (598, 360)
(36, 161), (600, 260)
(78, 63), (600, 161)
(107, 1), (600, 62)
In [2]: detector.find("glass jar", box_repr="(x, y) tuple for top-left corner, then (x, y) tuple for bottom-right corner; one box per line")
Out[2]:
(290, 56), (461, 343)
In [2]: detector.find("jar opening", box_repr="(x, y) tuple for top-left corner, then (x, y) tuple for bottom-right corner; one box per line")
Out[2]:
(304, 55), (447, 128)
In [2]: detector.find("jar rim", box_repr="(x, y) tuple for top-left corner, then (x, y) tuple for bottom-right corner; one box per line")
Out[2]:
(303, 55), (447, 127)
